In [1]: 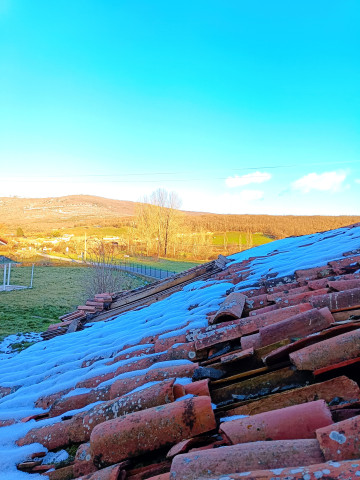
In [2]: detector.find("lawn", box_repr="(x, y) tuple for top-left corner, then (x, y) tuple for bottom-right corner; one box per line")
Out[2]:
(120, 257), (201, 274)
(211, 231), (273, 247)
(0, 265), (145, 340)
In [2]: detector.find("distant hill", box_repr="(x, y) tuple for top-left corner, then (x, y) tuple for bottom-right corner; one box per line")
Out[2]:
(1, 195), (359, 239)
(0, 195), (138, 231)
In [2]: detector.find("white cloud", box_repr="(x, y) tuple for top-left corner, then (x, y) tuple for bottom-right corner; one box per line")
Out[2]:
(225, 171), (272, 188)
(355, 179), (360, 184)
(292, 171), (346, 193)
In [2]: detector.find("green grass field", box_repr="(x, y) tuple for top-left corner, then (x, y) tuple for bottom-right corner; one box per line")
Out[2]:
(211, 231), (273, 247)
(0, 266), (145, 340)
(120, 257), (201, 273)
(34, 253), (202, 274)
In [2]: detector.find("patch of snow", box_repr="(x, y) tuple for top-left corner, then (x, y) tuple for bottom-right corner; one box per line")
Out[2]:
(174, 377), (192, 385)
(0, 332), (43, 360)
(42, 449), (69, 464)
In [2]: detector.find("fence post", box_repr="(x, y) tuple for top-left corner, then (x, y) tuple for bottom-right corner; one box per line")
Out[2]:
(30, 263), (34, 288)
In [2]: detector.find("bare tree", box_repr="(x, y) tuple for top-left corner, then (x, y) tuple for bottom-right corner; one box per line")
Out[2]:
(85, 241), (132, 297)
(136, 189), (182, 257)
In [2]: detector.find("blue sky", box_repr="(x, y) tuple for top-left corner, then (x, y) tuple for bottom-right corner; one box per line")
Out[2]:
(0, 1), (359, 214)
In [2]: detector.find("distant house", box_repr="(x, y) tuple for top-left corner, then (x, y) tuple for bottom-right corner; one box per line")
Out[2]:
(61, 234), (74, 242)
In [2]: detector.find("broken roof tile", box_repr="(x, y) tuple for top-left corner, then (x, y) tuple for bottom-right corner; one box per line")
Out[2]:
(210, 292), (246, 324)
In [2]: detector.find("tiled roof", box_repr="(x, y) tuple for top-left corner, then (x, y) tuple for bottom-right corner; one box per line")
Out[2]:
(0, 255), (18, 265)
(1, 224), (360, 479)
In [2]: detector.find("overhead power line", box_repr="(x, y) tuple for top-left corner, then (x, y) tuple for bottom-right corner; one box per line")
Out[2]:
(1, 160), (356, 181)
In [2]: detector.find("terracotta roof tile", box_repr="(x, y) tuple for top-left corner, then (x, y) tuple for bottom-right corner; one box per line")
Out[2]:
(169, 439), (324, 479)
(316, 414), (360, 461)
(47, 464), (74, 480)
(263, 321), (360, 365)
(244, 293), (272, 311)
(313, 356), (360, 376)
(269, 287), (329, 307)
(109, 363), (197, 400)
(309, 287), (360, 311)
(289, 328), (360, 371)
(220, 400), (332, 444)
(199, 460), (360, 480)
(73, 463), (127, 480)
(328, 279), (360, 291)
(126, 461), (171, 479)
(146, 474), (170, 480)
(266, 285), (310, 301)
(248, 303), (280, 315)
(89, 396), (216, 467)
(295, 265), (333, 281)
(258, 307), (333, 347)
(74, 442), (97, 477)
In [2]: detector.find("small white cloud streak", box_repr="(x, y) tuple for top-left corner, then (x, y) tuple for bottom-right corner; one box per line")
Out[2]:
(225, 171), (272, 188)
(292, 171), (347, 193)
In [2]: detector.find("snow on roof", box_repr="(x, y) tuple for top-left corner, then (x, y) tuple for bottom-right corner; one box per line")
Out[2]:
(0, 224), (360, 479)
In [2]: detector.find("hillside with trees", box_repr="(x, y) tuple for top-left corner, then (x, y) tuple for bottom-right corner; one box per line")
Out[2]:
(1, 193), (359, 262)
